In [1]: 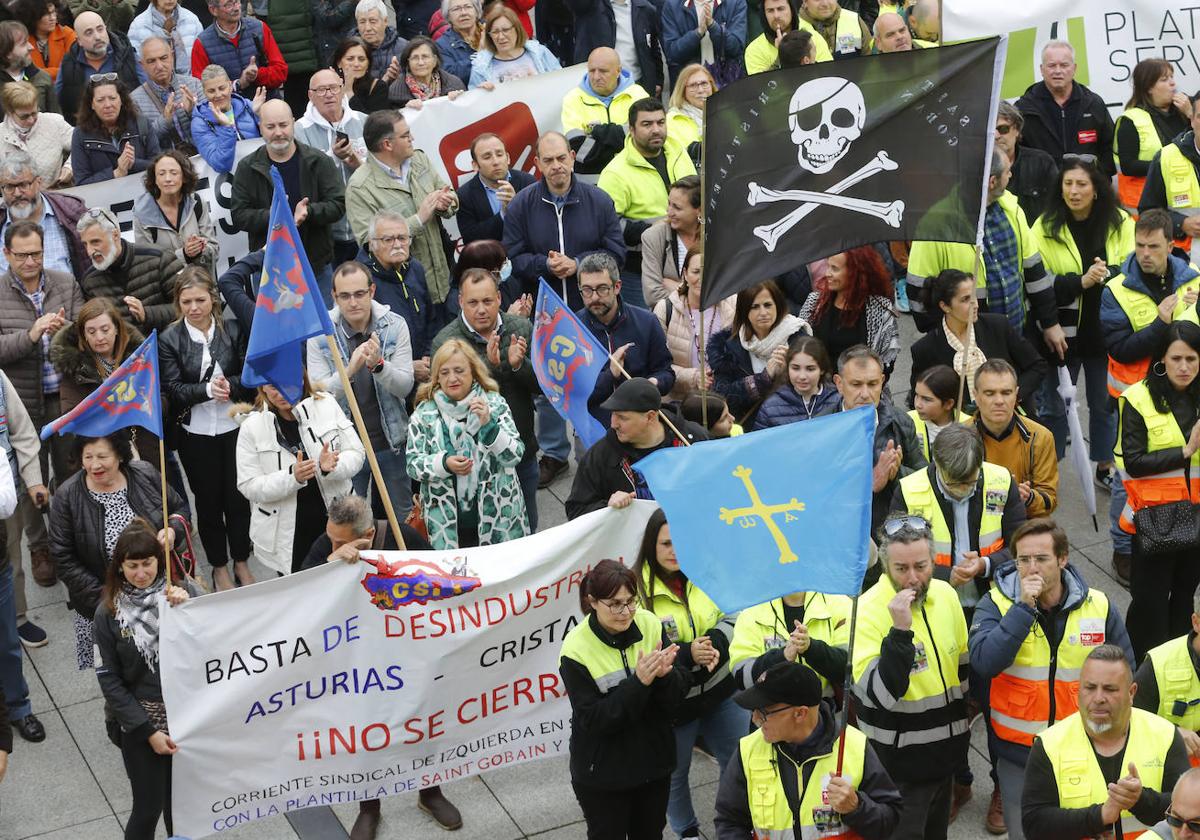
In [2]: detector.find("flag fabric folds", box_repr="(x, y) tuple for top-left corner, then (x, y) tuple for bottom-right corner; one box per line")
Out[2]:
(701, 37), (1005, 308)
(242, 166), (335, 404)
(41, 331), (163, 440)
(635, 407), (876, 612)
(531, 280), (607, 448)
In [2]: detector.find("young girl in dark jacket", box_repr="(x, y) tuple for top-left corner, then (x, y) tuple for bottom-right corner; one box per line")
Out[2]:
(753, 336), (842, 430)
(94, 518), (197, 840)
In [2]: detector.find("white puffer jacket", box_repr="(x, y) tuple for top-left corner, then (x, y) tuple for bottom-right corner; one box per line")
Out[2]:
(234, 394), (365, 575)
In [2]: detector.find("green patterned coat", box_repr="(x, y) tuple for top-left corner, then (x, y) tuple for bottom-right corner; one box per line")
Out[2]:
(405, 389), (528, 549)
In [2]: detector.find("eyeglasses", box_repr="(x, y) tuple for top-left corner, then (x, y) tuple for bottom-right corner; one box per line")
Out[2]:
(489, 24), (516, 35)
(750, 705), (793, 726)
(334, 290), (371, 302)
(685, 80), (713, 90)
(309, 84), (341, 96)
(598, 598), (637, 614)
(8, 250), (42, 262)
(1062, 153), (1098, 165)
(371, 234), (410, 246)
(1166, 812), (1200, 834)
(579, 283), (613, 298)
(447, 3), (475, 12)
(995, 123), (1013, 135)
(11, 110), (36, 122)
(1014, 553), (1058, 567)
(88, 72), (118, 85)
(881, 515), (930, 537)
(0, 178), (35, 193)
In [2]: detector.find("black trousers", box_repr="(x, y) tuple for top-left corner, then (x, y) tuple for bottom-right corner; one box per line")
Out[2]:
(572, 777), (671, 840)
(1127, 540), (1200, 661)
(177, 429), (251, 568)
(120, 732), (172, 840)
(893, 775), (953, 840)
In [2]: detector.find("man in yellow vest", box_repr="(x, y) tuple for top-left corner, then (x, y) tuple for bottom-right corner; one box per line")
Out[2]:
(797, 0), (870, 58)
(714, 661), (902, 839)
(971, 518), (1135, 840)
(1135, 582), (1200, 763)
(560, 48), (649, 174)
(1022, 645), (1189, 839)
(851, 516), (969, 840)
(1138, 93), (1200, 253)
(1099, 209), (1200, 584)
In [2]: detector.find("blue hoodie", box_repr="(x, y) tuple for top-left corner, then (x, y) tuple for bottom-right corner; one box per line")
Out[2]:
(579, 68), (637, 106)
(753, 382), (841, 429)
(192, 94), (262, 174)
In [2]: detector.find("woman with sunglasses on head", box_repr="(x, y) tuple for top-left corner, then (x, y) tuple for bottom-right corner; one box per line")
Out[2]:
(70, 75), (159, 184)
(1115, 58), (1193, 213)
(560, 557), (688, 840)
(1032, 154), (1134, 479)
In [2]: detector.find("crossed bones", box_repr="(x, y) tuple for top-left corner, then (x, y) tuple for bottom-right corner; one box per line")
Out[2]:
(747, 151), (903, 252)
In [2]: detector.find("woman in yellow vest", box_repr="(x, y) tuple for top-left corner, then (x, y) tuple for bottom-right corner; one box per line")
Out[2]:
(633, 509), (748, 840)
(1032, 155), (1135, 476)
(559, 559), (689, 839)
(1115, 58), (1193, 212)
(1117, 321), (1200, 661)
(665, 65), (716, 157)
(907, 364), (969, 461)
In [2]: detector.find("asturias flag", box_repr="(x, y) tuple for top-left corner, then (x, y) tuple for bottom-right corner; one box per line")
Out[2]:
(242, 166), (334, 404)
(41, 331), (162, 440)
(635, 407), (876, 612)
(531, 279), (607, 448)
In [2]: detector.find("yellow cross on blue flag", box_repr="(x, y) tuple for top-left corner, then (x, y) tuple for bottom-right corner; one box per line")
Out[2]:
(635, 406), (876, 611)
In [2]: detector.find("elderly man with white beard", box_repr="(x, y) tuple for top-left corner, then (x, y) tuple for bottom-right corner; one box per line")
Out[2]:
(76, 208), (184, 332)
(1022, 645), (1190, 840)
(0, 151), (88, 277)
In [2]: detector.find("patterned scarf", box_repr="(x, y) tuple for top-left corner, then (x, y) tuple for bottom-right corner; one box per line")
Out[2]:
(942, 317), (987, 402)
(115, 577), (166, 673)
(433, 384), (486, 506)
(405, 71), (442, 101)
(981, 201), (1026, 330)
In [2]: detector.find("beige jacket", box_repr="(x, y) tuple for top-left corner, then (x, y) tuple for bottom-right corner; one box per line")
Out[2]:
(652, 290), (736, 402)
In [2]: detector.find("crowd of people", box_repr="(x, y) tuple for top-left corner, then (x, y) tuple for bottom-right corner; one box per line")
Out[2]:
(1, 1), (1200, 840)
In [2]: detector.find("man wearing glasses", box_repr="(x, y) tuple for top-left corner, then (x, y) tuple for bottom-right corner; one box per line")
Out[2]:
(850, 515), (969, 840)
(992, 101), (1059, 224)
(1149, 769), (1200, 839)
(0, 151), (88, 278)
(715, 661), (901, 840)
(1022, 645), (1186, 840)
(971, 517), (1133, 840)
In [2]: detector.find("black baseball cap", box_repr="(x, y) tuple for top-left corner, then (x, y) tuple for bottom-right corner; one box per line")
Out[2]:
(600, 378), (662, 413)
(734, 662), (823, 710)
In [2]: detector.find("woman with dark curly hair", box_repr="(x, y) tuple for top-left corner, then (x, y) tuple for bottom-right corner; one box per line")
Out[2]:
(70, 76), (159, 184)
(798, 245), (899, 376)
(133, 150), (219, 278)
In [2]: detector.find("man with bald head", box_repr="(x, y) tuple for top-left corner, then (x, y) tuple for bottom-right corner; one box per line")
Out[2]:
(1147, 768), (1200, 838)
(55, 11), (141, 122)
(873, 13), (915, 52)
(231, 100), (347, 305)
(129, 36), (205, 149)
(561, 47), (649, 173)
(296, 68), (368, 265)
(906, 0), (939, 43)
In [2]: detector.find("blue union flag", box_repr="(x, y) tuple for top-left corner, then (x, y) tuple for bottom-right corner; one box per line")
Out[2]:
(531, 280), (607, 448)
(42, 331), (162, 440)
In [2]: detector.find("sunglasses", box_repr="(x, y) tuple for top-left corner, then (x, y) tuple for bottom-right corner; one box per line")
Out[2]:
(881, 515), (930, 537)
(1062, 153), (1098, 166)
(1166, 812), (1200, 833)
(995, 123), (1013, 135)
(88, 72), (118, 85)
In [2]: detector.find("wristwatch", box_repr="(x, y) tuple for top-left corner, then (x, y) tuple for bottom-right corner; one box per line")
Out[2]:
(370, 359), (385, 374)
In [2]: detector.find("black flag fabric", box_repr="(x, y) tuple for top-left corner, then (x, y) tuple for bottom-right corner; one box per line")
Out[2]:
(701, 37), (1004, 309)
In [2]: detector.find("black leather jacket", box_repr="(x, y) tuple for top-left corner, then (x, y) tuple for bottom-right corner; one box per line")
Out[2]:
(159, 315), (251, 428)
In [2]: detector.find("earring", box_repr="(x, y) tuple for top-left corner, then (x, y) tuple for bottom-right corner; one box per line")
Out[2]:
(1153, 361), (1167, 376)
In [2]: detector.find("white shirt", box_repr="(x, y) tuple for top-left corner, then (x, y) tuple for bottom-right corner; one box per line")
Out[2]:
(182, 320), (238, 437)
(611, 0), (643, 85)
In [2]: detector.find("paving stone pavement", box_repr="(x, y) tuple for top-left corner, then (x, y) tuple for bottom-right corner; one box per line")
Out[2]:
(3, 313), (1124, 839)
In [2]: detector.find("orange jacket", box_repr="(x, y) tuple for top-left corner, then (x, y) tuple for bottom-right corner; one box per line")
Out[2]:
(29, 25), (76, 82)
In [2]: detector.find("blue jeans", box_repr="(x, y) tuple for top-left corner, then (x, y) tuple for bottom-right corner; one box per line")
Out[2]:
(667, 696), (749, 836)
(535, 395), (570, 461)
(1037, 355), (1117, 463)
(0, 564), (30, 722)
(314, 263), (333, 309)
(516, 454), (539, 532)
(619, 268), (647, 310)
(1110, 477), (1132, 553)
(351, 446), (413, 520)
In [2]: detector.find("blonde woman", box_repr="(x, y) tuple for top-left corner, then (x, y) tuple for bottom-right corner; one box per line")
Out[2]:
(666, 64), (715, 150)
(406, 338), (527, 549)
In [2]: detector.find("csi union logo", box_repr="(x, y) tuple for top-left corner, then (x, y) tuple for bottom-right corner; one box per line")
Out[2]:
(360, 558), (482, 610)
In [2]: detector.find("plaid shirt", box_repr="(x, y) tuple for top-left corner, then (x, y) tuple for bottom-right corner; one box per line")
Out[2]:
(981, 200), (1026, 330)
(9, 272), (61, 395)
(0, 199), (72, 277)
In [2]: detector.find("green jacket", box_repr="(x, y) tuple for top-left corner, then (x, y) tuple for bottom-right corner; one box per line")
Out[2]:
(230, 141), (346, 270)
(431, 312), (539, 457)
(346, 151), (458, 304)
(267, 0), (319, 74)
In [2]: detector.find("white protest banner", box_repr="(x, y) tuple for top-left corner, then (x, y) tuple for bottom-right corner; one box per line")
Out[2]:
(944, 1), (1199, 111)
(160, 502), (654, 839)
(61, 139), (263, 273)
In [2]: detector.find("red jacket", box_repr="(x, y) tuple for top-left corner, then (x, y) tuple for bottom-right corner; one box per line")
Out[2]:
(190, 20), (288, 90)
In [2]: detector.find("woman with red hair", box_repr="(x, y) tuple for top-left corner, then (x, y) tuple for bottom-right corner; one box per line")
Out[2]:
(798, 245), (899, 374)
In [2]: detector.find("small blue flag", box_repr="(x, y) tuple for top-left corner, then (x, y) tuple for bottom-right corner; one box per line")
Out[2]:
(635, 407), (876, 611)
(42, 331), (163, 441)
(531, 279), (607, 448)
(242, 166), (334, 404)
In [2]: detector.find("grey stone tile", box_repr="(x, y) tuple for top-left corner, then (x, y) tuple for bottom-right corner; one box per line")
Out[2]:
(328, 776), (521, 840)
(526, 823), (588, 840)
(2, 709), (112, 840)
(114, 808), (299, 839)
(60, 698), (132, 814)
(21, 578), (68, 613)
(23, 660), (52, 717)
(22, 815), (124, 840)
(22, 603), (101, 709)
(479, 754), (582, 836)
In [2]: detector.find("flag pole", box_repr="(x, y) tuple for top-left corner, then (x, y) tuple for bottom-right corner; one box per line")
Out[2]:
(158, 437), (172, 588)
(835, 590), (860, 776)
(323, 334), (407, 549)
(607, 352), (692, 446)
(958, 245), (984, 414)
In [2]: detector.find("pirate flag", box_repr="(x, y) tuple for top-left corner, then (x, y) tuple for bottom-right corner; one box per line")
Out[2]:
(701, 37), (1005, 308)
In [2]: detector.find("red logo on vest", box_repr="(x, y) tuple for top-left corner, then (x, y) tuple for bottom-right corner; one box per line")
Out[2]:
(1077, 129), (1098, 145)
(438, 102), (541, 188)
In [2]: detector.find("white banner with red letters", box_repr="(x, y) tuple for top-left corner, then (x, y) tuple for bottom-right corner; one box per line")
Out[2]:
(160, 502), (654, 839)
(944, 0), (1197, 112)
